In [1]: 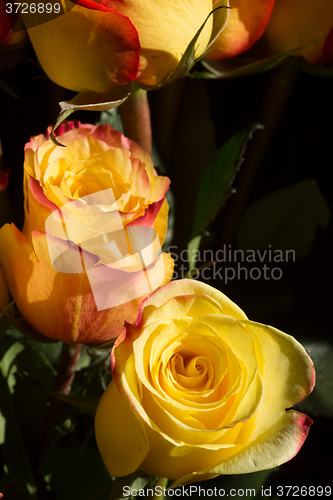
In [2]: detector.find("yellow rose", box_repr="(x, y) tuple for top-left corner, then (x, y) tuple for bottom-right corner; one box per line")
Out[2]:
(24, 0), (222, 93)
(95, 279), (315, 486)
(0, 121), (173, 344)
(264, 0), (333, 65)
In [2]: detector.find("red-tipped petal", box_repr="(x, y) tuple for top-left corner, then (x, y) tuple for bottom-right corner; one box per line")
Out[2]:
(26, 0), (140, 93)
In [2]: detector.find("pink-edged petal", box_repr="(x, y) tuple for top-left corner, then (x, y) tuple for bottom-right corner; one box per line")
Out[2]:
(172, 410), (312, 486)
(139, 279), (248, 326)
(22, 174), (58, 239)
(47, 120), (95, 139)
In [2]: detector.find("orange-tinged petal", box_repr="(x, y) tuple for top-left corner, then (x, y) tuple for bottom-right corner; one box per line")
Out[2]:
(26, 0), (140, 93)
(208, 0), (275, 59)
(0, 224), (174, 343)
(265, 0), (333, 64)
(153, 198), (169, 246)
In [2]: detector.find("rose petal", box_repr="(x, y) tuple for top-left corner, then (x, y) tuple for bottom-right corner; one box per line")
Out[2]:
(103, 0), (214, 85)
(207, 0), (275, 59)
(95, 381), (150, 476)
(138, 279), (248, 327)
(264, 0), (333, 64)
(172, 411), (312, 486)
(26, 0), (140, 93)
(241, 321), (315, 432)
(0, 225), (173, 343)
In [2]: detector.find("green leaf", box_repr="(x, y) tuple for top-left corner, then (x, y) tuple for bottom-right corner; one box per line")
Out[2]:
(187, 236), (202, 273)
(42, 446), (113, 500)
(17, 366), (99, 417)
(48, 393), (99, 418)
(192, 123), (263, 238)
(201, 40), (317, 79)
(0, 78), (20, 99)
(238, 180), (330, 258)
(297, 341), (333, 418)
(205, 0), (229, 52)
(97, 108), (124, 134)
(0, 301), (59, 343)
(202, 50), (298, 79)
(141, 6), (228, 91)
(50, 84), (133, 144)
(301, 64), (333, 78)
(0, 341), (38, 498)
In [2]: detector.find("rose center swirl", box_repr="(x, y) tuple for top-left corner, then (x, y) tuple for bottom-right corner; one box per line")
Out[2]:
(168, 353), (214, 390)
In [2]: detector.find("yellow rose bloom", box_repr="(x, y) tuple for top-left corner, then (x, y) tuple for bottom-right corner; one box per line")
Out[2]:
(95, 279), (315, 485)
(0, 121), (173, 343)
(24, 0), (217, 93)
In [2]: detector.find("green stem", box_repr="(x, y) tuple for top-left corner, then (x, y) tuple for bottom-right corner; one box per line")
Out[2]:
(39, 343), (82, 453)
(221, 62), (299, 244)
(118, 88), (152, 155)
(54, 343), (82, 396)
(37, 343), (81, 498)
(153, 477), (169, 499)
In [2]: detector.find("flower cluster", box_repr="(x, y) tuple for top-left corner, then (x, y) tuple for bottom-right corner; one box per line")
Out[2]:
(0, 0), (320, 492)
